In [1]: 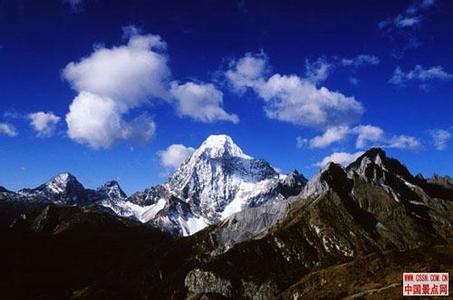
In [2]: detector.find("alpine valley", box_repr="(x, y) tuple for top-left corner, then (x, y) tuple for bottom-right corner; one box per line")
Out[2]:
(1, 135), (452, 299)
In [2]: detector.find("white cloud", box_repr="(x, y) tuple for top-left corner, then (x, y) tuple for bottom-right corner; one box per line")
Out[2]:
(259, 74), (364, 128)
(353, 125), (385, 148)
(66, 92), (155, 149)
(390, 65), (452, 87)
(226, 53), (364, 128)
(63, 33), (169, 107)
(298, 124), (419, 151)
(63, 31), (169, 149)
(309, 126), (350, 148)
(305, 58), (333, 84)
(386, 135), (421, 150)
(314, 151), (365, 168)
(225, 52), (268, 93)
(0, 122), (18, 137)
(158, 144), (195, 169)
(430, 129), (451, 150)
(299, 124), (383, 149)
(169, 81), (239, 124)
(341, 55), (380, 67)
(28, 112), (61, 137)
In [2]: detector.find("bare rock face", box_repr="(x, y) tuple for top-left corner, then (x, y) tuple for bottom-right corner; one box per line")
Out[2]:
(427, 174), (453, 190)
(278, 169), (307, 198)
(185, 269), (233, 298)
(208, 199), (291, 253)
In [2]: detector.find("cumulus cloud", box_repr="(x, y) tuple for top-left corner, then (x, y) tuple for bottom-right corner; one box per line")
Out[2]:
(308, 126), (350, 148)
(299, 124), (383, 149)
(0, 122), (18, 137)
(65, 92), (156, 149)
(389, 65), (452, 88)
(225, 52), (268, 93)
(314, 151), (365, 168)
(28, 112), (61, 137)
(298, 124), (419, 151)
(258, 74), (364, 127)
(63, 32), (169, 107)
(158, 144), (195, 169)
(63, 28), (241, 149)
(353, 125), (385, 148)
(430, 129), (451, 150)
(63, 30), (169, 149)
(169, 81), (239, 123)
(341, 55), (380, 67)
(386, 135), (421, 150)
(226, 53), (364, 128)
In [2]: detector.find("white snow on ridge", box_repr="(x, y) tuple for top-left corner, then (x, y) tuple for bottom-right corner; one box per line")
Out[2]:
(179, 215), (210, 236)
(101, 198), (166, 223)
(196, 134), (252, 159)
(220, 177), (282, 219)
(46, 172), (72, 194)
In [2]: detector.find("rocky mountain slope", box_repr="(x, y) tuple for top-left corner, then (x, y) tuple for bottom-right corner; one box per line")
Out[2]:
(0, 145), (452, 299)
(176, 148), (452, 299)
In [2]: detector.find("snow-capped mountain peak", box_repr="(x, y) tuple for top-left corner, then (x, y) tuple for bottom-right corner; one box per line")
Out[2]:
(125, 134), (288, 236)
(17, 172), (89, 205)
(97, 180), (127, 201)
(194, 134), (251, 160)
(44, 172), (80, 194)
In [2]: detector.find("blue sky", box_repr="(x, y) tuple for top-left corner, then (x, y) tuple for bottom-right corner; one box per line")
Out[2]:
(0, 0), (452, 194)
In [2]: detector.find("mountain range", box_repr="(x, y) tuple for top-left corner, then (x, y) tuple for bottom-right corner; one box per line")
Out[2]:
(0, 134), (452, 299)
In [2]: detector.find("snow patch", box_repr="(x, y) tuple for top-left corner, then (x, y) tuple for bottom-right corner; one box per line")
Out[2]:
(101, 198), (166, 222)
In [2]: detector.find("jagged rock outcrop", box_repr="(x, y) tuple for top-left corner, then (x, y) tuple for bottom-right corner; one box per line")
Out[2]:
(18, 172), (89, 205)
(427, 174), (453, 190)
(185, 269), (233, 298)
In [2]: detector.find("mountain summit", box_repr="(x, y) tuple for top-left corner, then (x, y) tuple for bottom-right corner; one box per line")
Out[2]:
(167, 134), (280, 219)
(194, 134), (251, 159)
(104, 134), (300, 235)
(18, 172), (89, 205)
